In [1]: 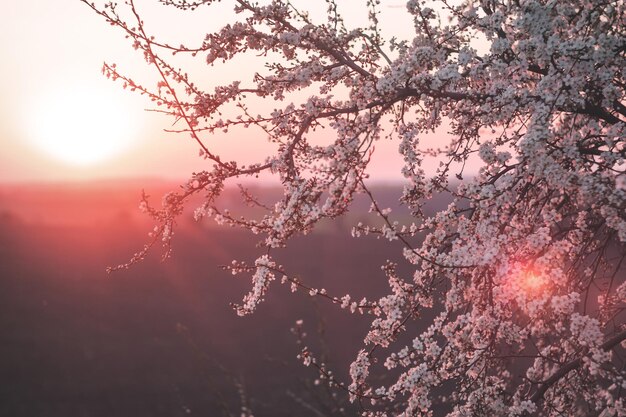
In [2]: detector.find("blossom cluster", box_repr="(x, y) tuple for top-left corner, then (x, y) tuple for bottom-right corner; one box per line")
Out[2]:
(84, 0), (626, 415)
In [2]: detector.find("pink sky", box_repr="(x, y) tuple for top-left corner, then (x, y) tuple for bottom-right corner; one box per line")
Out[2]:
(0, 0), (474, 184)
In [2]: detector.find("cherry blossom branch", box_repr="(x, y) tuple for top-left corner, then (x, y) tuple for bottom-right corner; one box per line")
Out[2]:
(528, 328), (626, 407)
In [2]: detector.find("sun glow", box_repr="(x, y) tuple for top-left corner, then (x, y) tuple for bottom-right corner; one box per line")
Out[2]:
(25, 83), (139, 166)
(519, 269), (549, 295)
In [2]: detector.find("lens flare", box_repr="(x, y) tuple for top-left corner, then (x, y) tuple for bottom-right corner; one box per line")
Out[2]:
(519, 269), (548, 295)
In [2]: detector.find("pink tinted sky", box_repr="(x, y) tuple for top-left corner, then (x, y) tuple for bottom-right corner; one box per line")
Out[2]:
(0, 0), (475, 184)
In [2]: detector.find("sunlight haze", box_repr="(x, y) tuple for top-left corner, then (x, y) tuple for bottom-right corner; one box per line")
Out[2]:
(1, 0), (466, 183)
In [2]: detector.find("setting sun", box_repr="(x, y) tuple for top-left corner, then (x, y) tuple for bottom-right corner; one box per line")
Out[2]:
(24, 83), (138, 166)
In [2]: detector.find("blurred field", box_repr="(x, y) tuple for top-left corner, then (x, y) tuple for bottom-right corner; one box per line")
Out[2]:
(0, 180), (431, 417)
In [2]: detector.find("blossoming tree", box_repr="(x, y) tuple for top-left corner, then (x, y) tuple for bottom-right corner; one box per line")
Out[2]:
(83, 0), (625, 415)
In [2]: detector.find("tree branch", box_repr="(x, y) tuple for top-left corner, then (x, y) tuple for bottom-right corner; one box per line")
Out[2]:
(529, 328), (626, 407)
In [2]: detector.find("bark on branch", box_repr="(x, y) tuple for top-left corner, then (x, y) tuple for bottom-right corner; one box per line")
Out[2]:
(529, 328), (626, 408)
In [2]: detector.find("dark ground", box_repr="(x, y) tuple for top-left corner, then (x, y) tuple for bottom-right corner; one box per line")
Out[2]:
(0, 182), (429, 417)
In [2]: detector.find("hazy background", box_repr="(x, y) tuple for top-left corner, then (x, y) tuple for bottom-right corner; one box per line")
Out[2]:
(0, 0), (448, 184)
(0, 180), (449, 416)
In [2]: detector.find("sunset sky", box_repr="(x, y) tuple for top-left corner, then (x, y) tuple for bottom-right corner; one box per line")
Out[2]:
(1, 0), (467, 184)
(1, 0), (204, 182)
